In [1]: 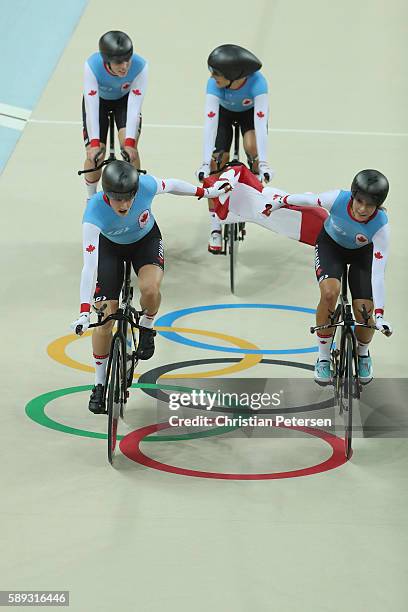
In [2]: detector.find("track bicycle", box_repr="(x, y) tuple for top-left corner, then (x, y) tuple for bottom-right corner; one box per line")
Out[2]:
(310, 264), (389, 459)
(75, 260), (148, 464)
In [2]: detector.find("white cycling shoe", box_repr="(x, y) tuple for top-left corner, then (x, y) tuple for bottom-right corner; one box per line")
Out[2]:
(208, 230), (222, 254)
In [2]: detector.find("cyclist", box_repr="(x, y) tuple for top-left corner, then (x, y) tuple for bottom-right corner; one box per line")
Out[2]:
(70, 160), (231, 413)
(272, 169), (393, 385)
(82, 31), (147, 200)
(195, 44), (274, 253)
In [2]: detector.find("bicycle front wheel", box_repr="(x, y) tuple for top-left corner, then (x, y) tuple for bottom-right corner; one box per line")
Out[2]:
(106, 336), (125, 464)
(342, 334), (354, 459)
(229, 224), (239, 294)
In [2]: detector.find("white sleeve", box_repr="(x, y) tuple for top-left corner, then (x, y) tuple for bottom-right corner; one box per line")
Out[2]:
(79, 223), (101, 311)
(125, 63), (148, 143)
(371, 223), (390, 314)
(202, 94), (220, 164)
(153, 177), (198, 196)
(254, 94), (269, 163)
(285, 189), (340, 211)
(83, 62), (100, 143)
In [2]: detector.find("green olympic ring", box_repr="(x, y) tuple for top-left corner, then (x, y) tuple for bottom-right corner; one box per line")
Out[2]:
(25, 383), (241, 442)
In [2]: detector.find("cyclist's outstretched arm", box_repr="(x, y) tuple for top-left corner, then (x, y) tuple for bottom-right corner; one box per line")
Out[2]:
(152, 176), (231, 199)
(274, 189), (340, 210)
(371, 224), (392, 333)
(254, 93), (274, 180)
(124, 63), (148, 148)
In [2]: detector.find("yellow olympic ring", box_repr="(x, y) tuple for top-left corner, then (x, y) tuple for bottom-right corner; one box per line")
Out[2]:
(47, 326), (262, 379)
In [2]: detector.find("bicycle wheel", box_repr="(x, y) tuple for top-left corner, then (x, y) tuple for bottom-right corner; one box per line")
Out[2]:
(106, 336), (125, 464)
(342, 334), (354, 459)
(229, 224), (239, 294)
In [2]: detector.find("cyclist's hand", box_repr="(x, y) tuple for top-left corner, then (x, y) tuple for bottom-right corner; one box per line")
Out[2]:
(71, 313), (91, 336)
(259, 162), (275, 183)
(123, 146), (138, 163)
(200, 182), (232, 199)
(375, 314), (393, 337)
(87, 146), (103, 164)
(196, 163), (210, 182)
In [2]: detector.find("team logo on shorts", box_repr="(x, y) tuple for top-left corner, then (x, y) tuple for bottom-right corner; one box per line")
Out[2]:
(355, 233), (369, 245)
(121, 82), (131, 92)
(139, 209), (150, 228)
(242, 98), (253, 106)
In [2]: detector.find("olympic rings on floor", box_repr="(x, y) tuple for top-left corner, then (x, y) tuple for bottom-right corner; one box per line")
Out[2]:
(156, 304), (318, 354)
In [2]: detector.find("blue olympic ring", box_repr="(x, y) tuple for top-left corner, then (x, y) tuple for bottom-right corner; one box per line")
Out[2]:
(155, 304), (318, 355)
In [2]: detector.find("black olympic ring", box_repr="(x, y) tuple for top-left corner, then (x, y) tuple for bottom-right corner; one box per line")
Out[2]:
(137, 358), (334, 415)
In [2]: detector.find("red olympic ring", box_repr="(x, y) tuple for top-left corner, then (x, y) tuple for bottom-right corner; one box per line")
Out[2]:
(120, 421), (349, 480)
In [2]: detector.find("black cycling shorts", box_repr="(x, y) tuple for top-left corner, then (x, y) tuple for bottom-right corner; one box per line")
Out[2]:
(314, 228), (373, 300)
(82, 94), (142, 146)
(214, 105), (255, 153)
(94, 223), (164, 301)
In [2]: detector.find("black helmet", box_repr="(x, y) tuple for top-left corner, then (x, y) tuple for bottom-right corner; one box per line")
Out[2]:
(351, 169), (389, 207)
(102, 160), (139, 200)
(99, 31), (133, 63)
(207, 44), (262, 81)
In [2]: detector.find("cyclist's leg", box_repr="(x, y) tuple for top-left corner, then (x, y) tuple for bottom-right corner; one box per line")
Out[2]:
(314, 230), (344, 382)
(115, 93), (141, 168)
(82, 97), (108, 198)
(241, 108), (258, 173)
(130, 224), (164, 359)
(207, 107), (234, 252)
(349, 245), (375, 382)
(88, 237), (124, 412)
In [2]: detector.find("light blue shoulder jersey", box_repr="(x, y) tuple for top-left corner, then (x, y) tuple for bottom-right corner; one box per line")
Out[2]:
(86, 52), (146, 100)
(324, 190), (388, 249)
(83, 173), (158, 244)
(206, 71), (268, 112)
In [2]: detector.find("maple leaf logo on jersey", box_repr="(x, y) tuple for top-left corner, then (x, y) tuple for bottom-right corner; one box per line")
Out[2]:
(161, 180), (166, 190)
(122, 83), (130, 90)
(356, 234), (368, 245)
(88, 90), (97, 96)
(256, 111), (265, 118)
(132, 89), (142, 95)
(374, 251), (383, 259)
(139, 210), (150, 227)
(208, 111), (216, 118)
(86, 244), (95, 253)
(242, 98), (253, 106)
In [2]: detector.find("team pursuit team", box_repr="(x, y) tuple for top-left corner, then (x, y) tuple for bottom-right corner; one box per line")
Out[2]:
(70, 31), (393, 414)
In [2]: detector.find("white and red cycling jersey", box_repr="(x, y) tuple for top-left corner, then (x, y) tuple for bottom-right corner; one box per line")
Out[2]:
(203, 164), (328, 246)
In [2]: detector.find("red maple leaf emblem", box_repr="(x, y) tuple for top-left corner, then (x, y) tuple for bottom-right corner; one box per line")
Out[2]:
(140, 212), (149, 223)
(122, 83), (130, 90)
(208, 111), (216, 118)
(86, 244), (95, 253)
(374, 251), (383, 259)
(88, 90), (97, 96)
(262, 204), (273, 217)
(132, 89), (141, 95)
(256, 111), (265, 118)
(357, 235), (367, 243)
(161, 180), (166, 190)
(96, 361), (102, 366)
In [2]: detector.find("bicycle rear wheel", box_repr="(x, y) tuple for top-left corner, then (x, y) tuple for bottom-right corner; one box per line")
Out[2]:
(106, 336), (125, 464)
